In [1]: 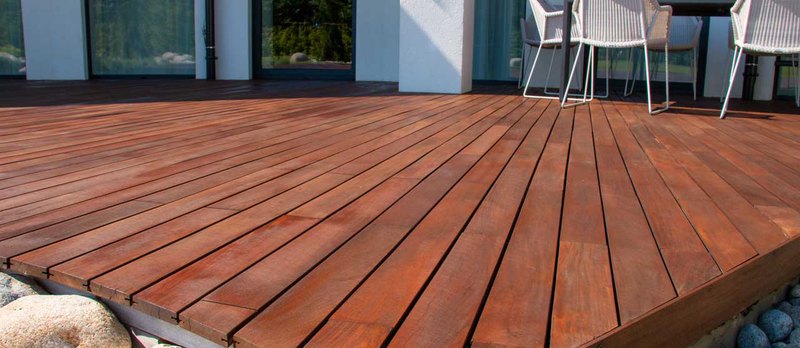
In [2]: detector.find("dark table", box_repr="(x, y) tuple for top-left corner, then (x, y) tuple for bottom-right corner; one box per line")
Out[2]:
(557, 0), (758, 102)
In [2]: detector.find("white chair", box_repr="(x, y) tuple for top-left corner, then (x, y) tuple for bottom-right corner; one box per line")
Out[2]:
(521, 0), (587, 100)
(562, 0), (672, 115)
(625, 16), (703, 100)
(721, 0), (800, 118)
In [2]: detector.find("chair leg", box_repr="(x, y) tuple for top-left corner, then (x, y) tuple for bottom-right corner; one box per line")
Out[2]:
(523, 44), (546, 99)
(583, 46), (595, 102)
(561, 43), (587, 107)
(624, 48), (634, 95)
(720, 48), (734, 103)
(544, 48), (558, 95)
(721, 46), (743, 119)
(518, 44), (532, 89)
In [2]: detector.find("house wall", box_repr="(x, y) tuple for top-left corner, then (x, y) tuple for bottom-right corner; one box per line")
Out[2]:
(20, 0), (89, 80)
(398, 0), (475, 94)
(355, 0), (400, 82)
(9, 0), (786, 101)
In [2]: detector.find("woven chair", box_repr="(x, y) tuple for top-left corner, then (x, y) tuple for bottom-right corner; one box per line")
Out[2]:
(721, 0), (800, 118)
(520, 0), (588, 100)
(625, 16), (703, 100)
(561, 0), (672, 115)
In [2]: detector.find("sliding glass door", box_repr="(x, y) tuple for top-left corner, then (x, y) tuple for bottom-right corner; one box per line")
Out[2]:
(254, 0), (354, 79)
(87, 0), (195, 77)
(473, 0), (524, 82)
(0, 0), (25, 77)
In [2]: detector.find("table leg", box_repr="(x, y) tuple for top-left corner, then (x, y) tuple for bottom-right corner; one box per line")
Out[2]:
(742, 55), (759, 100)
(560, 0), (573, 101)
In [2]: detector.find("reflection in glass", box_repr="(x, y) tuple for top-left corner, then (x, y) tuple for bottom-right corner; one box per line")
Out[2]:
(260, 0), (353, 71)
(89, 0), (194, 76)
(0, 0), (25, 76)
(473, 0), (524, 81)
(775, 56), (798, 99)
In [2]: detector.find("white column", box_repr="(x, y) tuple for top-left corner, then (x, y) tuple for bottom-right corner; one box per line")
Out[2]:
(355, 0), (400, 82)
(399, 0), (475, 94)
(20, 0), (88, 80)
(215, 0), (252, 80)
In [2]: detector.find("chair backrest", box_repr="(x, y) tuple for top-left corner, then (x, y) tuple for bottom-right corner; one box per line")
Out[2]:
(733, 0), (800, 51)
(572, 0), (658, 46)
(669, 16), (702, 48)
(528, 0), (564, 42)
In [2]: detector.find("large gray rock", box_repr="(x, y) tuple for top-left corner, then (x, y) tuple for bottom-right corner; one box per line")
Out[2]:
(759, 309), (794, 342)
(290, 52), (310, 64)
(0, 272), (46, 308)
(0, 295), (131, 348)
(739, 324), (771, 348)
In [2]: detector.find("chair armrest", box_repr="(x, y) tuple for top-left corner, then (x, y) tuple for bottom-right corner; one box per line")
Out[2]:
(647, 5), (672, 44)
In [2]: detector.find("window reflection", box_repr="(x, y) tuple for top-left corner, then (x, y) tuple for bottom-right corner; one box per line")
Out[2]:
(260, 0), (353, 71)
(0, 0), (25, 76)
(89, 0), (195, 76)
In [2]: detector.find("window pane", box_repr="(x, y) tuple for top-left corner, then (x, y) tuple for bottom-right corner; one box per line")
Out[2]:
(89, 0), (195, 76)
(473, 0), (524, 81)
(0, 0), (25, 76)
(260, 0), (353, 71)
(775, 56), (798, 99)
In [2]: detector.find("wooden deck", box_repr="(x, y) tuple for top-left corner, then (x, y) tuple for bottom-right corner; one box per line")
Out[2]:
(1, 79), (799, 348)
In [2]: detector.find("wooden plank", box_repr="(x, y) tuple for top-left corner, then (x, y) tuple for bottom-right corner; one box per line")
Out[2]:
(219, 103), (538, 347)
(102, 95), (508, 319)
(176, 98), (530, 344)
(590, 101), (675, 324)
(374, 102), (557, 348)
(548, 104), (617, 348)
(587, 236), (800, 348)
(470, 106), (574, 348)
(602, 99), (720, 294)
(612, 100), (757, 272)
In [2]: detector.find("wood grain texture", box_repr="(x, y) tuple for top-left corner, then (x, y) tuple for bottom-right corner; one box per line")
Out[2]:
(2, 80), (799, 348)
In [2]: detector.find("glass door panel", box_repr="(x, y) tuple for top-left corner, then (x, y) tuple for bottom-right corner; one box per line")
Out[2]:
(0, 0), (25, 76)
(256, 0), (354, 78)
(88, 0), (195, 77)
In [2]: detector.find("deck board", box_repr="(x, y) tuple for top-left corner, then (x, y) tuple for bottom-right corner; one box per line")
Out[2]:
(1, 80), (799, 348)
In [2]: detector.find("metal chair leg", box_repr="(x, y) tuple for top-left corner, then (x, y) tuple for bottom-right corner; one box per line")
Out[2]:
(721, 46), (744, 118)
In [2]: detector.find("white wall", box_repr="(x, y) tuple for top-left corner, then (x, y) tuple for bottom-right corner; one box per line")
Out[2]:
(399, 0), (475, 94)
(21, 0), (88, 80)
(355, 0), (400, 82)
(215, 0), (251, 80)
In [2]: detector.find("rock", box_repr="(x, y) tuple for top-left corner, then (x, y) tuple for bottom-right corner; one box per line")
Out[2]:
(779, 302), (793, 313)
(290, 52), (310, 64)
(790, 298), (800, 307)
(772, 343), (788, 348)
(759, 309), (794, 342)
(739, 324), (771, 348)
(790, 328), (800, 345)
(783, 306), (800, 327)
(0, 295), (131, 348)
(0, 272), (46, 308)
(790, 284), (800, 299)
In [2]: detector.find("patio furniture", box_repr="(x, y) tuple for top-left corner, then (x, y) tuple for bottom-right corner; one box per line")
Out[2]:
(625, 16), (703, 100)
(520, 0), (589, 100)
(720, 0), (800, 118)
(561, 0), (672, 114)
